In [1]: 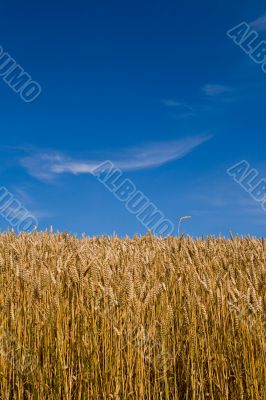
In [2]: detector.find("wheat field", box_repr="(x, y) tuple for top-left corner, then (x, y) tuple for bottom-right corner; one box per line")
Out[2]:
(0, 231), (265, 399)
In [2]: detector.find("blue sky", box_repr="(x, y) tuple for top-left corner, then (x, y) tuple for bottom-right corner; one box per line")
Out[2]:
(0, 0), (266, 237)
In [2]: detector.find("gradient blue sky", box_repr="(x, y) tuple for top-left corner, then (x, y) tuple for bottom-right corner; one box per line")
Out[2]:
(0, 0), (266, 237)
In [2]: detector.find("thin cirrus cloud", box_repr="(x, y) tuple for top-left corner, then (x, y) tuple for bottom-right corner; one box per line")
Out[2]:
(161, 99), (194, 117)
(250, 13), (266, 32)
(161, 99), (193, 111)
(202, 84), (232, 97)
(20, 135), (211, 182)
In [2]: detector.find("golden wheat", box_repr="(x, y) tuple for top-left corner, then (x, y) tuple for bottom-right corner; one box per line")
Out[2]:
(0, 231), (265, 399)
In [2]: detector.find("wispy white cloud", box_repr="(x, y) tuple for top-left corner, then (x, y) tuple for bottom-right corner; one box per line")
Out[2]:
(202, 84), (232, 97)
(11, 185), (52, 219)
(161, 99), (192, 110)
(161, 99), (194, 118)
(20, 136), (211, 182)
(250, 13), (266, 32)
(0, 185), (51, 228)
(189, 173), (266, 226)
